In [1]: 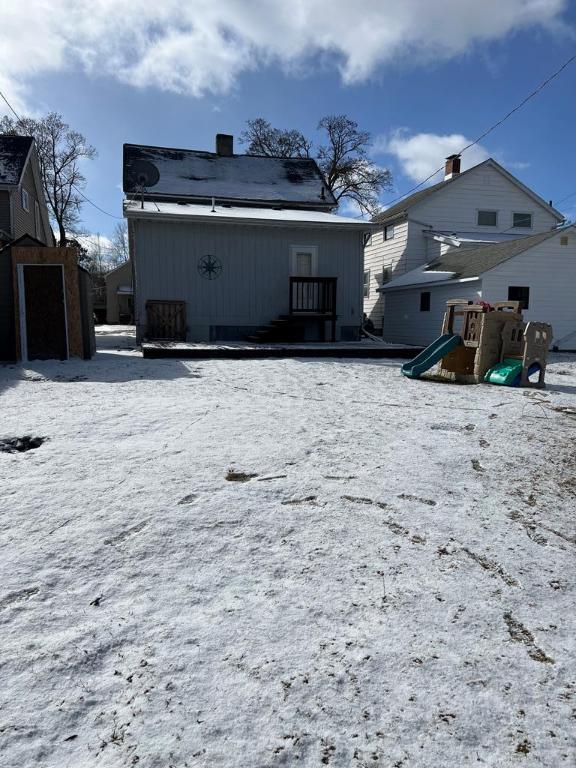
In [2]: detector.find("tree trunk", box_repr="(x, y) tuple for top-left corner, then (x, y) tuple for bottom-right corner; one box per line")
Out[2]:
(58, 221), (67, 247)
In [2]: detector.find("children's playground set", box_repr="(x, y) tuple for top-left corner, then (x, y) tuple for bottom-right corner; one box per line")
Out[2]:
(402, 299), (552, 388)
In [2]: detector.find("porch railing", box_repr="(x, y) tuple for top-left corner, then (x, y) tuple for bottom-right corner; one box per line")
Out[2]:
(289, 277), (337, 315)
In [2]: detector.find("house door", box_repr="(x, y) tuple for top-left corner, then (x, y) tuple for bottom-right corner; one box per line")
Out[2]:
(20, 265), (68, 360)
(290, 246), (318, 310)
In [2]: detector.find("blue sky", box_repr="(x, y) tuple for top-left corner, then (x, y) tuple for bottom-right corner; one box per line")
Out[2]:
(1, 0), (575, 240)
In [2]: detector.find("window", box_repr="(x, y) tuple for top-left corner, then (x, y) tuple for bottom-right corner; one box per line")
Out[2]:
(290, 245), (318, 276)
(34, 200), (41, 237)
(363, 270), (370, 298)
(21, 188), (30, 212)
(420, 291), (431, 312)
(384, 225), (395, 241)
(508, 286), (530, 310)
(513, 212), (532, 228)
(363, 231), (372, 247)
(477, 210), (498, 226)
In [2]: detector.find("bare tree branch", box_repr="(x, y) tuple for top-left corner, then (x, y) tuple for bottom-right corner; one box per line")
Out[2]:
(240, 114), (391, 215)
(0, 112), (96, 245)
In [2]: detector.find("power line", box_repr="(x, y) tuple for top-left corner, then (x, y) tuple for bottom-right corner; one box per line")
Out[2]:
(381, 51), (576, 210)
(0, 86), (123, 220)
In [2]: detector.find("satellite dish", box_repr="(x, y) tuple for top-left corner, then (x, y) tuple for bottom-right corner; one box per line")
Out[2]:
(130, 159), (160, 188)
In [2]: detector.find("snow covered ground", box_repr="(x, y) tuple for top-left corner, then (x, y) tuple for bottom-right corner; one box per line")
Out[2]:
(1, 328), (575, 767)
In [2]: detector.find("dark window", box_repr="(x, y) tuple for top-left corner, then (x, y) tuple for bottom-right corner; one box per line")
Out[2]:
(513, 212), (532, 228)
(363, 231), (372, 246)
(508, 286), (530, 310)
(420, 291), (431, 312)
(363, 270), (370, 298)
(477, 210), (498, 226)
(384, 225), (395, 241)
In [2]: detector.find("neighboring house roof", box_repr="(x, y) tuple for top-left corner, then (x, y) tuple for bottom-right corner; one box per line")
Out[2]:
(372, 159), (564, 226)
(123, 143), (337, 208)
(0, 135), (34, 186)
(380, 226), (574, 291)
(124, 200), (374, 229)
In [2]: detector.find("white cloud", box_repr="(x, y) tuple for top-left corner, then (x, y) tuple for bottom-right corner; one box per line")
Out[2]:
(0, 0), (569, 113)
(380, 131), (490, 182)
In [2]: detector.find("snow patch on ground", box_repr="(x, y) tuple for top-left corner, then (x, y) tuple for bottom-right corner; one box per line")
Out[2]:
(1, 342), (575, 767)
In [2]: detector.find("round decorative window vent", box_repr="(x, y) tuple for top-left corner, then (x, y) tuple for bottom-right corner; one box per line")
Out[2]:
(197, 254), (223, 280)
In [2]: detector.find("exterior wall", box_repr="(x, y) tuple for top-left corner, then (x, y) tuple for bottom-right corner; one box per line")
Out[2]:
(131, 219), (364, 342)
(481, 231), (576, 350)
(105, 260), (133, 323)
(0, 191), (11, 238)
(11, 246), (84, 360)
(411, 164), (559, 237)
(382, 281), (482, 345)
(363, 219), (410, 330)
(0, 246), (16, 360)
(9, 152), (53, 245)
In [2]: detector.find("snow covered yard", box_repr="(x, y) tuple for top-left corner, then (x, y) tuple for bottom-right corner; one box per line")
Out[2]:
(1, 334), (575, 768)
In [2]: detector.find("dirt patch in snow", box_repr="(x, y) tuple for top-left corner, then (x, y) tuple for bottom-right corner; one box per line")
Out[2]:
(0, 436), (46, 453)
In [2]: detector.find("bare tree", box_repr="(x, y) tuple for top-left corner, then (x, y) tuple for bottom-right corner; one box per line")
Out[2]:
(109, 221), (129, 267)
(0, 112), (97, 245)
(240, 118), (312, 158)
(240, 115), (391, 215)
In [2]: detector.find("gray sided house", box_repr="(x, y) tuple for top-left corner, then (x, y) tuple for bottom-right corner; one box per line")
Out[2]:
(123, 135), (370, 343)
(0, 136), (55, 360)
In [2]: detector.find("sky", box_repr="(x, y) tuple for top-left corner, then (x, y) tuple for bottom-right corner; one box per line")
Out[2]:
(1, 0), (576, 240)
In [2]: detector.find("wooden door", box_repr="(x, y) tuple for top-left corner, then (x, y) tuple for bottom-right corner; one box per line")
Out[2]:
(23, 265), (68, 360)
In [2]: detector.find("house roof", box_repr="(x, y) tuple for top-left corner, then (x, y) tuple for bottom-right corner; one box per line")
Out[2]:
(124, 200), (373, 228)
(123, 143), (337, 208)
(372, 159), (564, 226)
(380, 225), (574, 291)
(0, 135), (34, 186)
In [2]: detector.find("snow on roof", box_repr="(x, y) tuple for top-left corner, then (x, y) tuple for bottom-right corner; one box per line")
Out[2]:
(0, 135), (33, 186)
(123, 143), (336, 208)
(379, 264), (459, 290)
(124, 200), (373, 228)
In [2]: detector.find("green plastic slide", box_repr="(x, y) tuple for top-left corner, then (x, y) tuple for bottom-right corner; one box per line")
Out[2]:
(401, 334), (462, 379)
(484, 358), (540, 387)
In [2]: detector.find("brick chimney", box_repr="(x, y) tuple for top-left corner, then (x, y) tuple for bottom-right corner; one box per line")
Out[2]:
(444, 154), (461, 180)
(216, 134), (234, 157)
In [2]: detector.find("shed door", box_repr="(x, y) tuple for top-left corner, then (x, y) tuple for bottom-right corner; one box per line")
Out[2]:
(22, 265), (68, 360)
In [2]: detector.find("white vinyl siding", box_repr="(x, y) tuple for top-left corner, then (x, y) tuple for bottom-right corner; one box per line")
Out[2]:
(481, 231), (576, 349)
(363, 219), (409, 330)
(382, 281), (481, 345)
(411, 164), (559, 235)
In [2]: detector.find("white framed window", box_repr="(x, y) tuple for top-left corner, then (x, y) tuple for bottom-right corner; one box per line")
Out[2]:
(21, 188), (30, 212)
(384, 224), (395, 241)
(290, 245), (318, 276)
(477, 210), (498, 226)
(363, 270), (370, 298)
(363, 231), (372, 247)
(34, 200), (41, 237)
(512, 212), (532, 228)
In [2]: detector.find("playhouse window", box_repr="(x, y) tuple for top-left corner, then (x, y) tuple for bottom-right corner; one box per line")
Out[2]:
(508, 286), (530, 310)
(513, 212), (532, 228)
(420, 291), (431, 311)
(363, 270), (370, 298)
(477, 210), (498, 226)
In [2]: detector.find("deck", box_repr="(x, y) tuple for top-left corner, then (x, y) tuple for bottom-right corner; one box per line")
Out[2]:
(141, 340), (422, 360)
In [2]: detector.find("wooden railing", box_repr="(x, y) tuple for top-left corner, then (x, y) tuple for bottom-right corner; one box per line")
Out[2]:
(289, 277), (337, 316)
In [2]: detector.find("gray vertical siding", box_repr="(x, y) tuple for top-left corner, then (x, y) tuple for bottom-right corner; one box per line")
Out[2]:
(132, 219), (364, 341)
(0, 191), (11, 236)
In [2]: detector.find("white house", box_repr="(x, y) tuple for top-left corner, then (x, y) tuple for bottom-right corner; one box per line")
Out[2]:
(379, 225), (576, 350)
(364, 155), (565, 335)
(124, 135), (372, 344)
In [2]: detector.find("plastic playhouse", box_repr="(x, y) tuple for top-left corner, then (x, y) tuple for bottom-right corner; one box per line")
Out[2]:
(401, 299), (552, 388)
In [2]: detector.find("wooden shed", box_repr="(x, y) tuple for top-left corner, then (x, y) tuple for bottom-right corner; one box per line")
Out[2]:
(3, 240), (95, 361)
